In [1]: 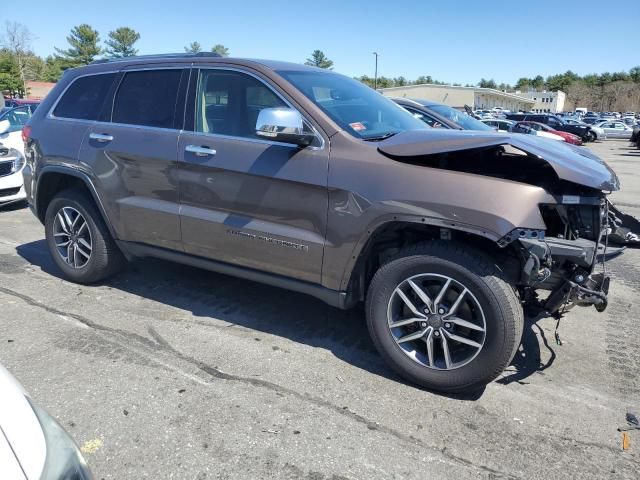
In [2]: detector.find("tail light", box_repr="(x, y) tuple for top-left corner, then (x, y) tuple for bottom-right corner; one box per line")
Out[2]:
(21, 125), (32, 143)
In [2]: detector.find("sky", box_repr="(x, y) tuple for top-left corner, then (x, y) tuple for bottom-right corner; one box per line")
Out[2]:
(2, 0), (639, 85)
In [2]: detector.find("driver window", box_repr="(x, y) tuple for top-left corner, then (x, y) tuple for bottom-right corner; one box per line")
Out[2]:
(195, 69), (287, 139)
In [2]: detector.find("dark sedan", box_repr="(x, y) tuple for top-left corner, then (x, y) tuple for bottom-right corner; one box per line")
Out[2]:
(391, 98), (494, 131)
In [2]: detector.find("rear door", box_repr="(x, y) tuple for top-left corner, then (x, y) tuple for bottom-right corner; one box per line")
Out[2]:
(177, 67), (329, 283)
(79, 67), (188, 251)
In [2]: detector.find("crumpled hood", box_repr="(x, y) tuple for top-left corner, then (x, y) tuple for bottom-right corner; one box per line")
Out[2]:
(377, 129), (620, 191)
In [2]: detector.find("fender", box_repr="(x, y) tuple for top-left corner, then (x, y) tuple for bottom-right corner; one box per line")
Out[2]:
(337, 214), (504, 292)
(35, 165), (118, 240)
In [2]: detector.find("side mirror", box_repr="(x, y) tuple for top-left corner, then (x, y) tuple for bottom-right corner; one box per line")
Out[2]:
(0, 119), (9, 135)
(256, 108), (316, 147)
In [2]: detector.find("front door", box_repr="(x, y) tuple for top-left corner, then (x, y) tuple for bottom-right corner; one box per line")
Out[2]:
(79, 68), (187, 251)
(177, 67), (329, 283)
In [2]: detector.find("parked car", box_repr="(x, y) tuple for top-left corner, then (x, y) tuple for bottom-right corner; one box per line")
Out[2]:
(4, 98), (40, 113)
(583, 117), (604, 125)
(392, 98), (494, 131)
(392, 98), (460, 129)
(631, 124), (640, 143)
(0, 106), (32, 152)
(561, 118), (606, 140)
(514, 121), (583, 145)
(0, 364), (93, 479)
(505, 113), (596, 142)
(23, 53), (623, 392)
(480, 118), (515, 132)
(0, 106), (31, 206)
(594, 120), (634, 138)
(511, 122), (566, 142)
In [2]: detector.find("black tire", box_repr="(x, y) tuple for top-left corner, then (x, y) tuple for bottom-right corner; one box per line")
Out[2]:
(585, 131), (596, 142)
(45, 189), (125, 283)
(366, 241), (523, 393)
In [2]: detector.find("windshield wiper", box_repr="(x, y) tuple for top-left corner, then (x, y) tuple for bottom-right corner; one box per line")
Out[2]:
(364, 132), (398, 142)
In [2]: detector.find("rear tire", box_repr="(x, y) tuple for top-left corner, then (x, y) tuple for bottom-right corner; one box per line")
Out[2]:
(45, 189), (125, 283)
(366, 241), (523, 393)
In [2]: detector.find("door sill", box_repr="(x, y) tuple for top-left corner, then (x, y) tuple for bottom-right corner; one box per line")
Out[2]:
(116, 241), (352, 309)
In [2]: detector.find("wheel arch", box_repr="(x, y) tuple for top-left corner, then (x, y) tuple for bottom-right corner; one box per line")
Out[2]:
(340, 217), (520, 305)
(35, 166), (117, 239)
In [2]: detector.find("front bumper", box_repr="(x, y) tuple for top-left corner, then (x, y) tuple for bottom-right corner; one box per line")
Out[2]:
(518, 235), (611, 314)
(0, 171), (26, 205)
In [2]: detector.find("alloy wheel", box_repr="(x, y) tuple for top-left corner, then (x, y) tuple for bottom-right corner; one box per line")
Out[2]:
(386, 273), (486, 370)
(52, 206), (93, 269)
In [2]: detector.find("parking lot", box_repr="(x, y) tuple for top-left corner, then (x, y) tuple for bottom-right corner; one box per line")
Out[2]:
(0, 139), (638, 479)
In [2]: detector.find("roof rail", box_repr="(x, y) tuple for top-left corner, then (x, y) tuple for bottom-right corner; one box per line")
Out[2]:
(90, 52), (221, 65)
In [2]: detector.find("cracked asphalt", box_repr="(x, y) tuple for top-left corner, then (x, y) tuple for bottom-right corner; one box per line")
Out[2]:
(1, 139), (639, 479)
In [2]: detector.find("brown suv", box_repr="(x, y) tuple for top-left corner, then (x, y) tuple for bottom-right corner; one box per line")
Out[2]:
(22, 53), (618, 392)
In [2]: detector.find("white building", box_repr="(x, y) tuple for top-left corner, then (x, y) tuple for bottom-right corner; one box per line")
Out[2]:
(514, 90), (566, 113)
(380, 83), (535, 112)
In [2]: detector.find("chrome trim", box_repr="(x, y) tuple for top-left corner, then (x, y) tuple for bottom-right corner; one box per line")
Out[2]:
(185, 145), (216, 156)
(88, 132), (113, 142)
(45, 65), (327, 151)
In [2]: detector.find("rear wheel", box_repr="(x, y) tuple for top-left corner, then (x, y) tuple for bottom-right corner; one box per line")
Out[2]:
(366, 241), (523, 393)
(45, 189), (125, 283)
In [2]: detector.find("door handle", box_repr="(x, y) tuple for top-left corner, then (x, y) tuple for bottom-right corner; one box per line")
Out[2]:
(89, 133), (114, 143)
(185, 145), (216, 157)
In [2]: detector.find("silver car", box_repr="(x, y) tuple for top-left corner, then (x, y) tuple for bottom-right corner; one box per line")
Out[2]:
(594, 120), (634, 139)
(563, 118), (606, 140)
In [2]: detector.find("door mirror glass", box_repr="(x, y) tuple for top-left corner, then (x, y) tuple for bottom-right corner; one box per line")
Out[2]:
(0, 119), (10, 134)
(255, 108), (316, 147)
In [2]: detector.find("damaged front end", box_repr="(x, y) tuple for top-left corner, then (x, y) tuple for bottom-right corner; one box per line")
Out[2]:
(376, 129), (639, 316)
(504, 196), (613, 316)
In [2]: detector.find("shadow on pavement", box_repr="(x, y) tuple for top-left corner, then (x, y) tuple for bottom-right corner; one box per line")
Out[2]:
(17, 239), (551, 399)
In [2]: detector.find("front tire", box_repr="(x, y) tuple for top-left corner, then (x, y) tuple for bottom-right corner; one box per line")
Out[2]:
(45, 189), (125, 283)
(585, 131), (596, 142)
(366, 241), (523, 393)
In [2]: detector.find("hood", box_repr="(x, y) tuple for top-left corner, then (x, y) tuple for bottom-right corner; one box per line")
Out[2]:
(377, 129), (619, 191)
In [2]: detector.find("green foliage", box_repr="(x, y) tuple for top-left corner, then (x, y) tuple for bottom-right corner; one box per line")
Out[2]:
(211, 44), (229, 57)
(54, 24), (101, 66)
(105, 27), (140, 58)
(184, 41), (202, 53)
(305, 50), (333, 69)
(478, 78), (497, 89)
(0, 49), (24, 96)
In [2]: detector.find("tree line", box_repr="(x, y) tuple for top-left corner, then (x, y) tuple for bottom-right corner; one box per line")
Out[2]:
(0, 21), (229, 97)
(2, 24), (639, 111)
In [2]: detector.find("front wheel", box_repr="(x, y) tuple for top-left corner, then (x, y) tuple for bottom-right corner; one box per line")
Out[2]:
(366, 241), (523, 393)
(585, 131), (596, 142)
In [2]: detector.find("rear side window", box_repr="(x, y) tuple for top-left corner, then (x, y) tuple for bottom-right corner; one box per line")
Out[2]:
(53, 73), (116, 120)
(113, 69), (182, 129)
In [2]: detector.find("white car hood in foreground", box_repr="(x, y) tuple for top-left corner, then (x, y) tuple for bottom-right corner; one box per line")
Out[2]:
(0, 365), (46, 480)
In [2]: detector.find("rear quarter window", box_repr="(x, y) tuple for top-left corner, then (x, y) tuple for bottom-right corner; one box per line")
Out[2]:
(53, 73), (116, 120)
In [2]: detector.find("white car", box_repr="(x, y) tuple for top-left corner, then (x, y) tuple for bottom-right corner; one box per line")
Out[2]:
(0, 106), (31, 207)
(0, 364), (93, 479)
(480, 119), (515, 132)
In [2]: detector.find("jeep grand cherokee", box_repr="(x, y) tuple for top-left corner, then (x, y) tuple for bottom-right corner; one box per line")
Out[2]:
(22, 53), (618, 393)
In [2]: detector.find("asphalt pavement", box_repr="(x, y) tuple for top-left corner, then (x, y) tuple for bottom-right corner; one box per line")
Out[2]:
(0, 139), (639, 479)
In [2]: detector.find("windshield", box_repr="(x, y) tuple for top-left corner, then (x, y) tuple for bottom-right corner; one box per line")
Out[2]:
(426, 104), (493, 131)
(278, 70), (427, 140)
